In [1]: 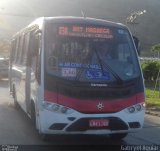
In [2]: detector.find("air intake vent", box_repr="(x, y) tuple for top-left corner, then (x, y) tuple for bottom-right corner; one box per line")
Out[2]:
(49, 123), (67, 130)
(128, 122), (141, 128)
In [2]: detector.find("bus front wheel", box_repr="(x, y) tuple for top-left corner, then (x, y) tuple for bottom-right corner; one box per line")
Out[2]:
(109, 133), (128, 140)
(12, 84), (19, 109)
(39, 133), (50, 141)
(31, 101), (36, 127)
(30, 102), (50, 141)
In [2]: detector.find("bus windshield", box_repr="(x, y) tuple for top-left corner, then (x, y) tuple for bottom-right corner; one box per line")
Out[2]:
(45, 23), (140, 83)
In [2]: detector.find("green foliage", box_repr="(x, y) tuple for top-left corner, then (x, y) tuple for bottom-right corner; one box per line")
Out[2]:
(145, 89), (160, 107)
(141, 60), (160, 81)
(151, 43), (160, 52)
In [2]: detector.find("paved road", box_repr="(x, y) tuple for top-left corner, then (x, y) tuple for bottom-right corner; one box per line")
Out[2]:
(0, 79), (160, 149)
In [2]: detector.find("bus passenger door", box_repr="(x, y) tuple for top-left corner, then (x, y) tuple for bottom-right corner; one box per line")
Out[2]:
(25, 32), (32, 114)
(25, 30), (40, 114)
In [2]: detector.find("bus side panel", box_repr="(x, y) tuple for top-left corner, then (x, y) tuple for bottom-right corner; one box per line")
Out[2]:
(12, 65), (27, 112)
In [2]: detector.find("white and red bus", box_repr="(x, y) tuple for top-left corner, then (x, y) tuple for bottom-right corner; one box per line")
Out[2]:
(9, 17), (145, 140)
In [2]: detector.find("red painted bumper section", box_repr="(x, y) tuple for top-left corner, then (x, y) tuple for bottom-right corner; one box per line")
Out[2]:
(44, 90), (145, 113)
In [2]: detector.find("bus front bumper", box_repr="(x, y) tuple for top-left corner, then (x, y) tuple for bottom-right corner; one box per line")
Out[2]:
(37, 107), (145, 135)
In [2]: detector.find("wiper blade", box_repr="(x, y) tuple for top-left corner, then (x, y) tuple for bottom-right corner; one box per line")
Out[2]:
(93, 48), (124, 85)
(102, 60), (124, 84)
(75, 49), (124, 85)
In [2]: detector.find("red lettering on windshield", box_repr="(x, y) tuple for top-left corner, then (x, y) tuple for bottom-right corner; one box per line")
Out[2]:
(72, 26), (83, 32)
(59, 27), (68, 35)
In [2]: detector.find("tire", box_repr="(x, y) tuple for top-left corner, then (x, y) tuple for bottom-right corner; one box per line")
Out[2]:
(31, 101), (36, 127)
(109, 133), (128, 140)
(12, 85), (19, 109)
(30, 102), (49, 141)
(39, 133), (50, 141)
(30, 101), (50, 141)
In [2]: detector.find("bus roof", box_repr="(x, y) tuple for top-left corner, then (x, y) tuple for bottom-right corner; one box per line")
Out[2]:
(12, 16), (128, 38)
(31, 16), (127, 29)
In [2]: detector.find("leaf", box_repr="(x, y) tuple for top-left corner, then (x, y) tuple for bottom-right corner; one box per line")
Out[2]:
(151, 43), (160, 52)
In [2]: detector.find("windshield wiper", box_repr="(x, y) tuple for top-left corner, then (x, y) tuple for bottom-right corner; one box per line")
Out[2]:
(75, 48), (124, 85)
(93, 48), (124, 85)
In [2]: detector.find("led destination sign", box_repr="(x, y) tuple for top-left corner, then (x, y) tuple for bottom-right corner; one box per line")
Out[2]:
(58, 26), (113, 39)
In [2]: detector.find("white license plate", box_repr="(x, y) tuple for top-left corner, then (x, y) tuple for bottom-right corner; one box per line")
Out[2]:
(89, 119), (109, 127)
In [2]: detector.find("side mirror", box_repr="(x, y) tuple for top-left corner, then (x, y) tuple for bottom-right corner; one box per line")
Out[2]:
(133, 36), (140, 56)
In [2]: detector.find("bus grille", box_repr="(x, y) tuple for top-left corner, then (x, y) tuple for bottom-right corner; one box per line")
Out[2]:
(58, 85), (132, 99)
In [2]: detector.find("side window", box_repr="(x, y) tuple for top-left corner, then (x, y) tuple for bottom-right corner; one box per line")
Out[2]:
(10, 39), (16, 63)
(25, 29), (40, 68)
(22, 33), (30, 65)
(30, 31), (38, 71)
(29, 30), (41, 84)
(16, 36), (22, 64)
(17, 35), (24, 64)
(14, 37), (19, 63)
(19, 35), (25, 64)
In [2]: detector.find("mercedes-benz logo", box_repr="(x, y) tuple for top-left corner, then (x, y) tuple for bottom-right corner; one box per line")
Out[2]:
(97, 102), (104, 110)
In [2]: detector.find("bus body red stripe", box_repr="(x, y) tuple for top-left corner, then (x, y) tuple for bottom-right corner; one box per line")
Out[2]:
(44, 90), (145, 113)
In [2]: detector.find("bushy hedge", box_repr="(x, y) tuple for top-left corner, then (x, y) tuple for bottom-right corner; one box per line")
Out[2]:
(141, 60), (160, 81)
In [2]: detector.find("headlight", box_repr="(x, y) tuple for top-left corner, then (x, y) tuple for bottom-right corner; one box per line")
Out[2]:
(60, 107), (73, 114)
(61, 107), (68, 114)
(43, 101), (74, 114)
(135, 104), (141, 111)
(126, 103), (145, 113)
(128, 107), (135, 113)
(52, 104), (60, 111)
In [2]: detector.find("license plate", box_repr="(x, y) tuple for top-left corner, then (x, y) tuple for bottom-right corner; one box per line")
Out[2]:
(89, 119), (109, 127)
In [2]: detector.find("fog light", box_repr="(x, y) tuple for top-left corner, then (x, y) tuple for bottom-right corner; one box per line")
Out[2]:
(128, 107), (135, 113)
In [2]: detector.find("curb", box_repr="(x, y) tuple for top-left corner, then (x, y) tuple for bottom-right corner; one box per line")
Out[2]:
(145, 110), (160, 117)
